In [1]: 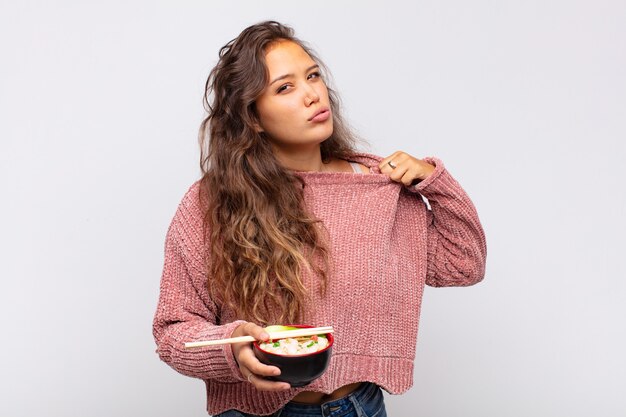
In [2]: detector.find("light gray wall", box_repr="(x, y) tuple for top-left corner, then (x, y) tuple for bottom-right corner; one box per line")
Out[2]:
(1, 1), (624, 416)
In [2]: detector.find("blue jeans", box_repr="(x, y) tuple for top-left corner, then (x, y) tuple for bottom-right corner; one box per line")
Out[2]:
(215, 382), (387, 417)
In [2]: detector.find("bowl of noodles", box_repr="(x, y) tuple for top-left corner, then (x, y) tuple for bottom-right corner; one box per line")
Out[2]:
(253, 324), (334, 387)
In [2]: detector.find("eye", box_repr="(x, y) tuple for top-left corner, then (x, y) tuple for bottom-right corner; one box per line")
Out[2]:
(308, 71), (321, 80)
(276, 84), (290, 94)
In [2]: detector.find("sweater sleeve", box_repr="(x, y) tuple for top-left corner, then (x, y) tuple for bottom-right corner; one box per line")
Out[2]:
(152, 190), (247, 383)
(410, 157), (487, 287)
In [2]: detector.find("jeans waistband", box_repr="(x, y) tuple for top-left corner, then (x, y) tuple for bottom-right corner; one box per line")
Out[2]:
(280, 382), (380, 415)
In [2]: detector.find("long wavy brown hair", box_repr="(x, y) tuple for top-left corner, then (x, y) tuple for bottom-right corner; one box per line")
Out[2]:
(199, 21), (359, 325)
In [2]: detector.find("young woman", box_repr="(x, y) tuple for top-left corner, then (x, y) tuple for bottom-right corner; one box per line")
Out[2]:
(153, 20), (486, 417)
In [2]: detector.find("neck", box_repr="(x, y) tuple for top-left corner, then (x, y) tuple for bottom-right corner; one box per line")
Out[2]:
(274, 146), (330, 172)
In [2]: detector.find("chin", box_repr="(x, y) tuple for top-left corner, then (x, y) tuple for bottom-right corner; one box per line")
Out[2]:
(316, 124), (334, 142)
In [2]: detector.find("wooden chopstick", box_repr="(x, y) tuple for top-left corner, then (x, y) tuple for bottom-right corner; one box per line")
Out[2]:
(184, 326), (334, 349)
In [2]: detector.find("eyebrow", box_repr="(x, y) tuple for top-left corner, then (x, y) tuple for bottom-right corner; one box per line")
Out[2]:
(269, 64), (320, 86)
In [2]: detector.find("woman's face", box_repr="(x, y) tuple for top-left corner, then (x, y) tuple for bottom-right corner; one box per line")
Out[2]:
(255, 40), (333, 158)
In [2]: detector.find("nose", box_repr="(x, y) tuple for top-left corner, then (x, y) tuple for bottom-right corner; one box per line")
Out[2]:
(304, 84), (320, 106)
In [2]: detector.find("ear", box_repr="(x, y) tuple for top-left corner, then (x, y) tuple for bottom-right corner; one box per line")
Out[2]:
(250, 103), (265, 133)
(251, 115), (264, 133)
(253, 121), (264, 133)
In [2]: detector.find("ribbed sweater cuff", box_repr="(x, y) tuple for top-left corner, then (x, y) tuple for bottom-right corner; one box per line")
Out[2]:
(407, 156), (445, 193)
(168, 319), (249, 381)
(221, 320), (248, 381)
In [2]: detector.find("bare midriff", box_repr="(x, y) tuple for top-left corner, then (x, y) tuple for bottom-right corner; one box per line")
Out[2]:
(290, 382), (363, 404)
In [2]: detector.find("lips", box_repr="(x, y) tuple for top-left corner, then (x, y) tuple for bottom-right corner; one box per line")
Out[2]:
(308, 107), (331, 122)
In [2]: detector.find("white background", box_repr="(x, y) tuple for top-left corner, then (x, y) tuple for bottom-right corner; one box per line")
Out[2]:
(1, 1), (625, 416)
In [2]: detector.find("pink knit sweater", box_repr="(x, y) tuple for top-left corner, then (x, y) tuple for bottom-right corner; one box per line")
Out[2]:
(153, 153), (486, 415)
